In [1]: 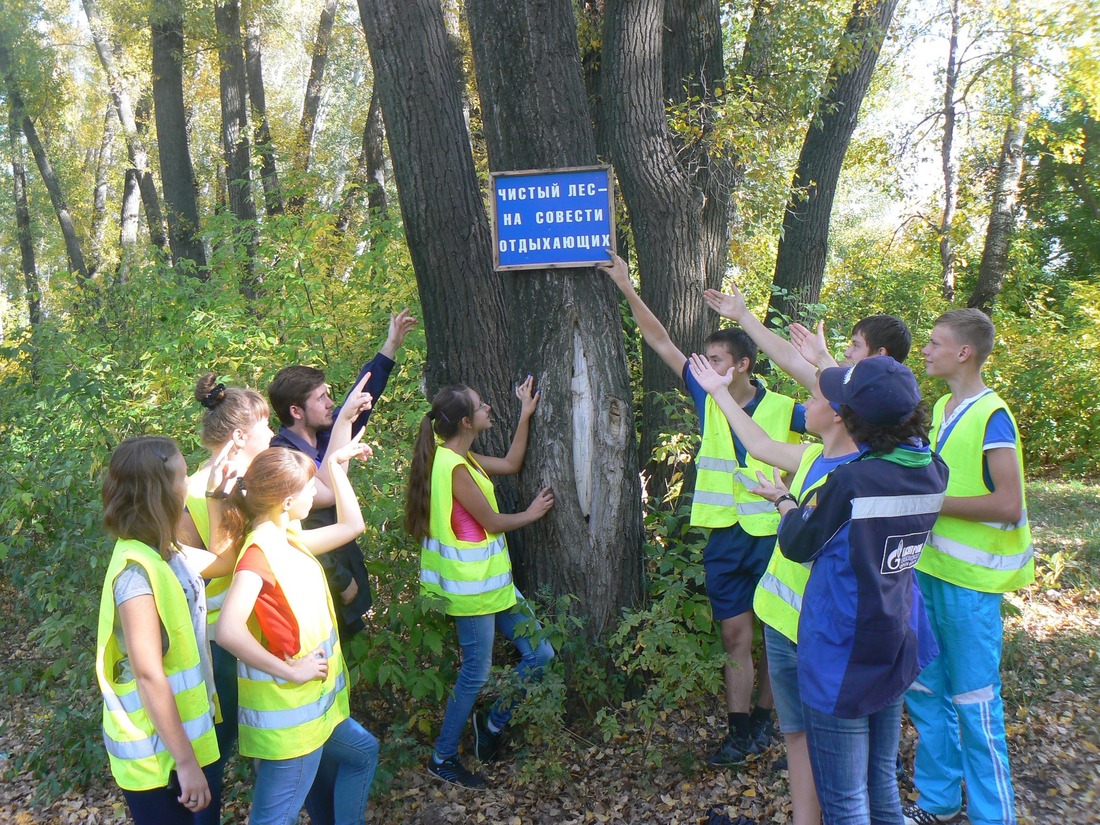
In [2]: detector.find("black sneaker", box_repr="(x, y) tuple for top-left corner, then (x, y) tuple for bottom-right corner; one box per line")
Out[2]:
(706, 732), (763, 766)
(427, 754), (487, 789)
(471, 711), (504, 763)
(902, 803), (962, 825)
(749, 711), (777, 749)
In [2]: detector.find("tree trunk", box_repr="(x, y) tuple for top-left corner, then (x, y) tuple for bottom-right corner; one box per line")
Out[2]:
(118, 167), (140, 283)
(334, 89), (388, 235)
(242, 0), (283, 216)
(466, 0), (643, 634)
(90, 102), (117, 279)
(357, 0), (514, 449)
(289, 0), (338, 212)
(968, 58), (1029, 315)
(215, 0), (260, 292)
(8, 106), (40, 331)
(80, 0), (170, 254)
(768, 0), (900, 326)
(151, 0), (208, 274)
(938, 0), (960, 301)
(600, 0), (725, 477)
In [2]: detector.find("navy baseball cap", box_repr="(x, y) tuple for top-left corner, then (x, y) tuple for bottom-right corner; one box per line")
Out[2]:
(819, 355), (921, 426)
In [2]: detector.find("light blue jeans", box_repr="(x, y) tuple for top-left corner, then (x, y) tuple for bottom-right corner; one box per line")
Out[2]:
(433, 592), (555, 760)
(803, 696), (905, 825)
(249, 718), (378, 825)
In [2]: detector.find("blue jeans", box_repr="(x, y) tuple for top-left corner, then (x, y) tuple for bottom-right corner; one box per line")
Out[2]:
(122, 764), (221, 825)
(250, 718), (377, 825)
(764, 625), (804, 734)
(197, 639), (239, 825)
(803, 696), (905, 825)
(434, 592), (555, 760)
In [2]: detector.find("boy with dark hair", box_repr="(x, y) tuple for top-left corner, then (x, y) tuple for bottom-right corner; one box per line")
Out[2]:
(599, 254), (806, 766)
(903, 308), (1031, 825)
(268, 309), (417, 644)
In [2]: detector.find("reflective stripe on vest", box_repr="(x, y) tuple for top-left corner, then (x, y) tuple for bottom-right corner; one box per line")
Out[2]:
(421, 447), (517, 617)
(234, 524), (349, 760)
(690, 388), (799, 534)
(96, 539), (219, 791)
(918, 392), (1034, 593)
(851, 493), (945, 520)
(752, 444), (841, 643)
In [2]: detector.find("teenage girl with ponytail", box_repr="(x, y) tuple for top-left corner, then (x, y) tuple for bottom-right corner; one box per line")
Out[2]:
(177, 373), (273, 823)
(405, 377), (555, 789)
(214, 429), (378, 825)
(96, 437), (226, 823)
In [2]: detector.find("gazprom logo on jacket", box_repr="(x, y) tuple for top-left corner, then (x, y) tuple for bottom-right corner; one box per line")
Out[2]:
(880, 531), (929, 575)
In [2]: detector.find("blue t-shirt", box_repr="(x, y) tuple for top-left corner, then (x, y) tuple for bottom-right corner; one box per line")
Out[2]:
(682, 365), (807, 466)
(936, 390), (1017, 490)
(801, 450), (861, 496)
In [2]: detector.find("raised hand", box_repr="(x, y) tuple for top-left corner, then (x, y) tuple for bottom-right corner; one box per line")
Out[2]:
(206, 440), (241, 499)
(596, 251), (631, 290)
(516, 374), (542, 418)
(285, 646), (329, 684)
(789, 320), (829, 366)
(687, 352), (734, 395)
(329, 427), (373, 465)
(525, 486), (555, 519)
(338, 371), (373, 423)
(385, 308), (419, 353)
(753, 467), (791, 503)
(703, 283), (748, 322)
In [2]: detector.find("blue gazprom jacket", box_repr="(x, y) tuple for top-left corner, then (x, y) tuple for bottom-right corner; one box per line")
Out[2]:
(778, 444), (949, 718)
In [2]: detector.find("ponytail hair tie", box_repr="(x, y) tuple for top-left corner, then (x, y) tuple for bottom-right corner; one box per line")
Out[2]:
(201, 382), (227, 409)
(427, 410), (437, 421)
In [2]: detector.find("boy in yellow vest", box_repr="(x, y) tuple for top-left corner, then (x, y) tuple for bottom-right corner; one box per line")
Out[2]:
(903, 309), (1033, 825)
(599, 254), (806, 766)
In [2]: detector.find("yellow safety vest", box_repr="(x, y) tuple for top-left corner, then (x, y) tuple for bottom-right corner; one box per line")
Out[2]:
(753, 444), (835, 643)
(918, 391), (1034, 593)
(420, 447), (517, 617)
(690, 388), (800, 535)
(185, 467), (232, 627)
(235, 522), (349, 760)
(95, 539), (219, 791)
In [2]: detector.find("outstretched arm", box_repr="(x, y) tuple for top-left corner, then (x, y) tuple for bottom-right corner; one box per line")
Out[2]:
(475, 375), (540, 476)
(703, 285), (818, 390)
(687, 354), (806, 473)
(452, 465), (555, 534)
(315, 371), (373, 508)
(302, 433), (371, 554)
(597, 252), (687, 375)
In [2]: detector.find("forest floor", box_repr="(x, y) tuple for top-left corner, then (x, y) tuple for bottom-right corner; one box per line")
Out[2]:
(2, 483), (1098, 824)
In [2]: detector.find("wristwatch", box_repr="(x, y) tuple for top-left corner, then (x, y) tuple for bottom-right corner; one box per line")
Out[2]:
(773, 493), (796, 509)
(205, 489), (229, 500)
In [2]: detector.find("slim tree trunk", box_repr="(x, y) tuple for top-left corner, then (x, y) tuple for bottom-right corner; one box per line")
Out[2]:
(289, 0), (338, 212)
(467, 0), (643, 633)
(242, 0), (283, 215)
(335, 89), (388, 234)
(8, 106), (40, 330)
(215, 0), (260, 292)
(768, 0), (900, 326)
(969, 56), (1030, 315)
(939, 0), (961, 300)
(118, 167), (140, 283)
(151, 0), (208, 273)
(357, 0), (514, 445)
(80, 0), (170, 253)
(90, 102), (117, 278)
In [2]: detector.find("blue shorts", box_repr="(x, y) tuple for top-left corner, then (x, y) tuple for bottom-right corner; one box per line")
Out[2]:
(764, 625), (804, 733)
(702, 524), (774, 621)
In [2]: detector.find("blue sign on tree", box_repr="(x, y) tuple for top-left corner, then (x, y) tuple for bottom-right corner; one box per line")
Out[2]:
(490, 166), (616, 270)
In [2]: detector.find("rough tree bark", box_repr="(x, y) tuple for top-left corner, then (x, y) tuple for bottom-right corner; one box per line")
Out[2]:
(768, 0), (900, 326)
(357, 0), (514, 450)
(214, 0), (260, 290)
(969, 57), (1030, 315)
(8, 106), (40, 331)
(466, 0), (643, 632)
(118, 167), (140, 283)
(90, 102), (118, 278)
(600, 0), (728, 476)
(151, 0), (208, 273)
(938, 0), (961, 300)
(288, 0), (338, 212)
(334, 89), (388, 234)
(80, 0), (170, 253)
(242, 0), (283, 216)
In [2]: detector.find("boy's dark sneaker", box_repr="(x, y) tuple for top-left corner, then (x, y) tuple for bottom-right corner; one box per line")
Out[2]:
(750, 711), (777, 749)
(471, 711), (504, 763)
(705, 732), (763, 766)
(902, 803), (962, 825)
(427, 754), (487, 789)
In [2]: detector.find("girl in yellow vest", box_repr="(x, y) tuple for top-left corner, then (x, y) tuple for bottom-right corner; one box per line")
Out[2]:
(405, 378), (556, 789)
(689, 353), (860, 825)
(215, 437), (377, 825)
(176, 373), (273, 825)
(95, 437), (223, 824)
